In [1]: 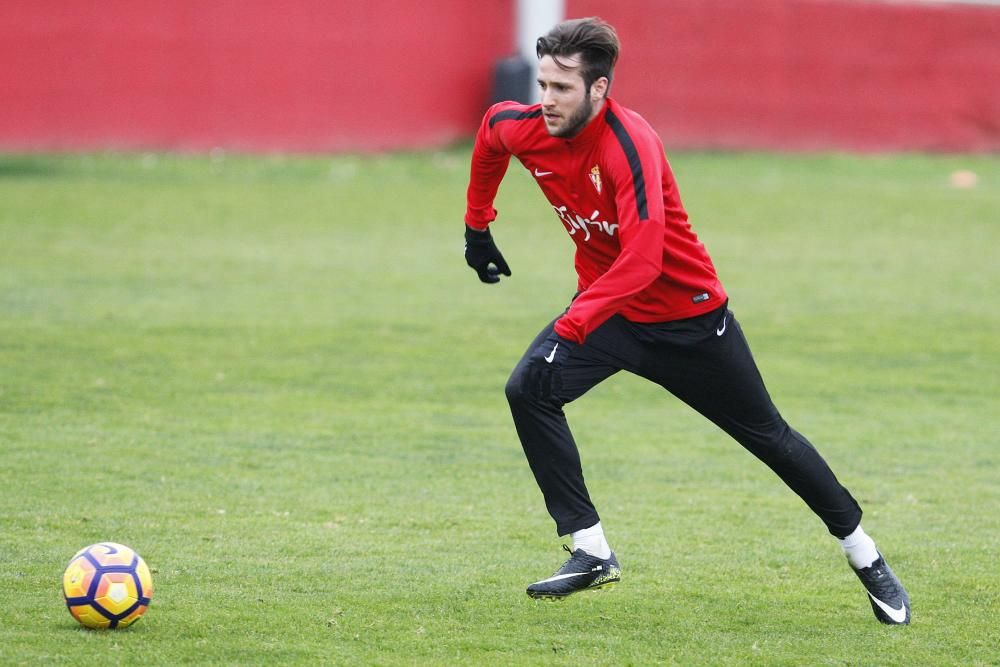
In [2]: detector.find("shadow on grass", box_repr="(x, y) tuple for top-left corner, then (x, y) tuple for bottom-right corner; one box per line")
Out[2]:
(0, 155), (69, 179)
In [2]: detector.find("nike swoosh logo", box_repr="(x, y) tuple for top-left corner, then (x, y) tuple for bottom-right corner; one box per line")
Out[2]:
(534, 168), (553, 177)
(544, 343), (559, 363)
(716, 316), (727, 336)
(531, 571), (587, 585)
(868, 593), (908, 623)
(532, 565), (602, 585)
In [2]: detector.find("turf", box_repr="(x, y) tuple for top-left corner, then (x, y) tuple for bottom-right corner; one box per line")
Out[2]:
(0, 149), (997, 665)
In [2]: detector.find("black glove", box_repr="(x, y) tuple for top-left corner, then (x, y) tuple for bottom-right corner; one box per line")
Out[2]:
(464, 226), (511, 284)
(522, 331), (576, 402)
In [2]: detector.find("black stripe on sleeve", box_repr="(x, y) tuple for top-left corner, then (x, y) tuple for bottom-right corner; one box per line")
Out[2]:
(488, 108), (543, 129)
(605, 109), (649, 220)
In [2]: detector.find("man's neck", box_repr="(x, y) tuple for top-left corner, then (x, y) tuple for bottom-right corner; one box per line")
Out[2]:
(588, 97), (607, 123)
(564, 97), (607, 142)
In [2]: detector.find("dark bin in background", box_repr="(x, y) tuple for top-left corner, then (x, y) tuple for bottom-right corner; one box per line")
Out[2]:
(491, 55), (534, 104)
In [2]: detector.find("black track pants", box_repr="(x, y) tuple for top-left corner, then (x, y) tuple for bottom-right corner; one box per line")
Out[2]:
(505, 303), (863, 538)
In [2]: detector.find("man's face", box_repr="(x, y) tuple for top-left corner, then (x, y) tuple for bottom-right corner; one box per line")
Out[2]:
(538, 54), (605, 138)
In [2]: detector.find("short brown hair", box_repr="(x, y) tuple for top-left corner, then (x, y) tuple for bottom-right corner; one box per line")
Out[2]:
(536, 17), (620, 92)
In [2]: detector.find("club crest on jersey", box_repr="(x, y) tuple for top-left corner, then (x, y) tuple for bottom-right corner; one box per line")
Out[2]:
(589, 165), (602, 194)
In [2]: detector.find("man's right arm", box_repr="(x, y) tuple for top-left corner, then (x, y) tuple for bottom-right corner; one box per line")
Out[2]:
(465, 104), (514, 231)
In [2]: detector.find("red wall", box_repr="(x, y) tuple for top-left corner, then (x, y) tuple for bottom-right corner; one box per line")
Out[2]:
(567, 0), (1000, 152)
(0, 0), (512, 152)
(1, 1), (998, 152)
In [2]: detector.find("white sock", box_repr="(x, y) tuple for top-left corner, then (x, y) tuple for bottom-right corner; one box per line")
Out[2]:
(839, 524), (880, 569)
(572, 522), (612, 559)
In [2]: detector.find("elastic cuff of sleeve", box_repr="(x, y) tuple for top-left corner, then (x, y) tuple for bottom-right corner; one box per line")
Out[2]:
(465, 226), (492, 240)
(553, 319), (584, 345)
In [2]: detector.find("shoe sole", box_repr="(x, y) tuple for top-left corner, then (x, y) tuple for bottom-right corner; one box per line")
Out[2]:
(526, 580), (618, 601)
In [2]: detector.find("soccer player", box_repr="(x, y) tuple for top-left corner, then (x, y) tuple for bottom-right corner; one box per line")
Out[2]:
(462, 17), (911, 624)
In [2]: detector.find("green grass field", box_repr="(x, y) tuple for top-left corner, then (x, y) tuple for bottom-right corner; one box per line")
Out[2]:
(1, 149), (997, 665)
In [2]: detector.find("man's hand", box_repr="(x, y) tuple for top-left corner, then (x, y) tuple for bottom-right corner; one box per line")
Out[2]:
(522, 332), (576, 402)
(465, 226), (511, 284)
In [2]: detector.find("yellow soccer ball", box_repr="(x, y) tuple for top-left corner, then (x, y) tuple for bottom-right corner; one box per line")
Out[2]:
(62, 542), (153, 629)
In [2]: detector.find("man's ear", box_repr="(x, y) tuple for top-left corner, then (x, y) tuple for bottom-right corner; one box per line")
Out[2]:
(590, 76), (609, 102)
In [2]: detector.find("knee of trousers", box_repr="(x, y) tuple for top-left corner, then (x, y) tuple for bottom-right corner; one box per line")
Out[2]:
(504, 367), (552, 413)
(504, 369), (528, 409)
(742, 420), (812, 467)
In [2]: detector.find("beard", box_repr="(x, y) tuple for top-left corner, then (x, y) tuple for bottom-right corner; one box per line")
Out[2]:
(549, 93), (594, 139)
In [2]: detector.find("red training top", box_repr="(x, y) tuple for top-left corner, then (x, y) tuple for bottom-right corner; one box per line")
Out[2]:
(465, 98), (726, 344)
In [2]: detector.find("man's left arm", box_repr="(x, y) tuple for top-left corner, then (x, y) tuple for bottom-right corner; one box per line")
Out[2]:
(553, 131), (666, 344)
(522, 146), (663, 400)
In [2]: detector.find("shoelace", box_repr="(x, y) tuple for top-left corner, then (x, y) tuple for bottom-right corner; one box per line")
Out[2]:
(555, 543), (579, 569)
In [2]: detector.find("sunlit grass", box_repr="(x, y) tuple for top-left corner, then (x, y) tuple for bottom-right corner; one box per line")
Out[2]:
(0, 150), (997, 665)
